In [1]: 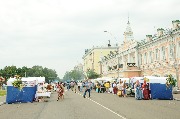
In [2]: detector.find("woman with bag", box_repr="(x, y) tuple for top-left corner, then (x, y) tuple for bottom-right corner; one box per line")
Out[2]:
(117, 80), (123, 97)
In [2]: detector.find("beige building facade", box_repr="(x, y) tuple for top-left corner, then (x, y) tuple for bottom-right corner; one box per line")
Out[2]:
(82, 46), (118, 75)
(101, 20), (180, 87)
(138, 20), (180, 87)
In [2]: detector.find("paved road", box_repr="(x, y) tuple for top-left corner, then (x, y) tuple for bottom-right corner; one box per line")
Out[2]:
(0, 90), (180, 119)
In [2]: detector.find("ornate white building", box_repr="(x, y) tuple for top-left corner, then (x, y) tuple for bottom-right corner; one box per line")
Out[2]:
(101, 20), (180, 87)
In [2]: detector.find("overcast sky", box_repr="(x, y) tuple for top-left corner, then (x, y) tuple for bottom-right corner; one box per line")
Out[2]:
(0, 0), (179, 78)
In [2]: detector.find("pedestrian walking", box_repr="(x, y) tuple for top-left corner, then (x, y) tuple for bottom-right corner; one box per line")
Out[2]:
(78, 81), (83, 92)
(70, 81), (74, 91)
(74, 81), (77, 93)
(83, 80), (91, 98)
(57, 84), (64, 101)
(67, 82), (70, 91)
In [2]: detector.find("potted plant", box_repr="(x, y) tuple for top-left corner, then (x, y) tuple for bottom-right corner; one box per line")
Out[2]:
(166, 74), (177, 88)
(12, 75), (24, 90)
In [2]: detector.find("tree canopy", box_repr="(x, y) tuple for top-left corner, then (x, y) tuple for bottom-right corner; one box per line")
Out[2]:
(63, 69), (84, 82)
(0, 65), (58, 83)
(62, 69), (101, 82)
(86, 69), (101, 79)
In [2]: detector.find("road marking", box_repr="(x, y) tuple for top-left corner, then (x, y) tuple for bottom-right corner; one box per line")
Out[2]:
(76, 92), (127, 119)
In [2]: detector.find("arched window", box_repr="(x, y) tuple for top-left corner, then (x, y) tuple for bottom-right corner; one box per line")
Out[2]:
(169, 44), (174, 58)
(155, 49), (159, 60)
(144, 52), (147, 64)
(162, 46), (166, 60)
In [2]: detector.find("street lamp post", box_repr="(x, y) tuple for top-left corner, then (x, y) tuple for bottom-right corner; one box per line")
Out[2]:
(117, 55), (120, 79)
(115, 48), (120, 79)
(104, 31), (118, 47)
(104, 30), (120, 78)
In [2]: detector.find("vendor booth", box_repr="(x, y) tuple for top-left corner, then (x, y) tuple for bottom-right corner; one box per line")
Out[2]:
(6, 78), (36, 104)
(130, 77), (173, 100)
(35, 77), (51, 99)
(148, 77), (173, 100)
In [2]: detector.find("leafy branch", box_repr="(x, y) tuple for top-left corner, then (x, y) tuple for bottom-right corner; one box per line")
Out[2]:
(166, 74), (177, 88)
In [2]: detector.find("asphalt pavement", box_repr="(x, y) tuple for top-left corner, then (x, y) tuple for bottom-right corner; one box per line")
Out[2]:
(0, 90), (180, 119)
(0, 95), (6, 106)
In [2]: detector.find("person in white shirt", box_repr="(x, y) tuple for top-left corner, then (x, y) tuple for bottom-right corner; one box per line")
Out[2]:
(79, 81), (83, 92)
(70, 81), (74, 91)
(77, 81), (81, 91)
(117, 80), (123, 97)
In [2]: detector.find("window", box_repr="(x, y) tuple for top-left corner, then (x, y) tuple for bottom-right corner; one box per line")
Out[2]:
(156, 49), (158, 60)
(162, 46), (166, 60)
(169, 44), (174, 58)
(140, 54), (142, 65)
(149, 51), (153, 63)
(144, 53), (147, 64)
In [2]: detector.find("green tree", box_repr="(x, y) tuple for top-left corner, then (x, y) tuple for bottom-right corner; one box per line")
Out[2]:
(86, 69), (100, 79)
(0, 65), (58, 83)
(27, 66), (58, 83)
(63, 70), (84, 82)
(62, 71), (71, 82)
(1, 66), (17, 79)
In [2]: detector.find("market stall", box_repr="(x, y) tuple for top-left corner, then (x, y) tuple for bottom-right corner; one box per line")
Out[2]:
(130, 77), (173, 100)
(35, 77), (51, 100)
(6, 77), (36, 104)
(148, 77), (173, 100)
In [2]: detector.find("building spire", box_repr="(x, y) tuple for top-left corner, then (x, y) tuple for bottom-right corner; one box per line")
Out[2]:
(128, 12), (130, 24)
(124, 14), (134, 42)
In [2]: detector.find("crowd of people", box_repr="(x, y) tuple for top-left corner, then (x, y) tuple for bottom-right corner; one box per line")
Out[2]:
(92, 79), (150, 100)
(94, 79), (129, 97)
(54, 79), (150, 101)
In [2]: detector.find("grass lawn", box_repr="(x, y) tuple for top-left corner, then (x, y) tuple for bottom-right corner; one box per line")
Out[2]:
(0, 90), (6, 96)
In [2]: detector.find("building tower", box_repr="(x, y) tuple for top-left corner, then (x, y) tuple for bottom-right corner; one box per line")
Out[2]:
(123, 17), (134, 42)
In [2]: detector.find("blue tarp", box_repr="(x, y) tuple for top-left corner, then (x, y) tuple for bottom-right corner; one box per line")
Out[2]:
(6, 86), (37, 104)
(150, 83), (173, 100)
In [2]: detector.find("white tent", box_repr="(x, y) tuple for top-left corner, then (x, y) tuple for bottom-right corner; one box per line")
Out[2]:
(145, 77), (167, 84)
(94, 77), (114, 83)
(7, 77), (37, 86)
(117, 78), (130, 83)
(130, 77), (144, 84)
(7, 78), (16, 86)
(35, 77), (45, 84)
(130, 76), (168, 84)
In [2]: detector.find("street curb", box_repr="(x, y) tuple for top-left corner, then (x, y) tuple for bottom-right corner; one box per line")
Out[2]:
(0, 95), (6, 106)
(174, 98), (180, 101)
(0, 101), (6, 106)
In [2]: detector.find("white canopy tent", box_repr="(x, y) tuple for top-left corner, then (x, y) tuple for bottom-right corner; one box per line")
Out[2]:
(94, 77), (115, 83)
(117, 78), (130, 83)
